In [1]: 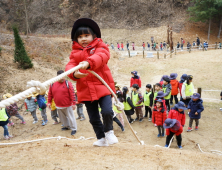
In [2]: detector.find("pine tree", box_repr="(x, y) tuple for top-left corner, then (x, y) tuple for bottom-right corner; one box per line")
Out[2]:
(188, 0), (219, 40)
(13, 25), (33, 69)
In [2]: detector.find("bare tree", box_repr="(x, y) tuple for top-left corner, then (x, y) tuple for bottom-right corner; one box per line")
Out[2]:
(23, 0), (31, 37)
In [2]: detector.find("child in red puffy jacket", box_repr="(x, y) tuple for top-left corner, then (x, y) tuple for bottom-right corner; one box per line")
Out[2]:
(152, 99), (167, 137)
(65, 18), (117, 147)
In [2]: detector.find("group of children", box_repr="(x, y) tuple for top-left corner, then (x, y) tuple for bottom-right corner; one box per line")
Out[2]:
(0, 18), (208, 148)
(111, 71), (205, 149)
(0, 87), (85, 140)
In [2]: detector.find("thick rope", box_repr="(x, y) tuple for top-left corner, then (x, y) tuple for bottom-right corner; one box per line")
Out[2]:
(0, 136), (95, 146)
(196, 143), (222, 156)
(0, 65), (82, 108)
(88, 70), (144, 145)
(0, 64), (143, 145)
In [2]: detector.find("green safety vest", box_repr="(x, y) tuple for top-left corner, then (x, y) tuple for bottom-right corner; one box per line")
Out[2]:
(132, 92), (143, 107)
(153, 91), (158, 103)
(185, 82), (194, 96)
(113, 105), (122, 114)
(163, 86), (171, 99)
(123, 95), (132, 111)
(144, 91), (152, 106)
(0, 108), (8, 121)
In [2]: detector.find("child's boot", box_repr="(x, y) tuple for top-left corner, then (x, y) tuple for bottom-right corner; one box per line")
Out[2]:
(187, 127), (193, 132)
(157, 134), (161, 137)
(195, 126), (198, 130)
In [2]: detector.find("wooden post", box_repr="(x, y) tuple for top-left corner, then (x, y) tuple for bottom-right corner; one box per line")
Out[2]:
(157, 51), (159, 59)
(197, 87), (202, 97)
(189, 48), (191, 53)
(203, 46), (204, 51)
(143, 50), (144, 58)
(175, 48), (176, 55)
(164, 54), (166, 59)
(153, 84), (156, 94)
(128, 50), (130, 58)
(215, 42), (217, 49)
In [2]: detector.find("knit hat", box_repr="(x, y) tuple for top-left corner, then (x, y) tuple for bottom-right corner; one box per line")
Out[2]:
(71, 18), (101, 40)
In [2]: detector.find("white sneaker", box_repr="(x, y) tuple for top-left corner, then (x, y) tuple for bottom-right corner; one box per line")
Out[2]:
(8, 134), (13, 138)
(105, 130), (118, 145)
(33, 120), (38, 124)
(220, 108), (222, 111)
(93, 138), (109, 147)
(148, 118), (152, 121)
(4, 136), (9, 140)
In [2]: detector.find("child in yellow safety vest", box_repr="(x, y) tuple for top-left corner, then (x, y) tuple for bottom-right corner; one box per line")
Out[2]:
(99, 104), (124, 132)
(122, 86), (135, 124)
(162, 77), (172, 113)
(144, 84), (154, 121)
(45, 91), (59, 125)
(113, 84), (124, 127)
(154, 83), (162, 103)
(131, 84), (143, 122)
(181, 75), (194, 108)
(0, 107), (13, 140)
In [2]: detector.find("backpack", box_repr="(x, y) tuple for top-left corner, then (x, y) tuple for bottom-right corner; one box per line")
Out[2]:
(6, 103), (18, 116)
(37, 95), (47, 109)
(51, 80), (69, 89)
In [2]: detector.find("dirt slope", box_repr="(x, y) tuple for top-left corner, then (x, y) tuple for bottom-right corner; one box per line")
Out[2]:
(0, 34), (222, 169)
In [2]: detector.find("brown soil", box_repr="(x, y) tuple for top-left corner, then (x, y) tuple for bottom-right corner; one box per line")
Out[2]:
(0, 33), (222, 169)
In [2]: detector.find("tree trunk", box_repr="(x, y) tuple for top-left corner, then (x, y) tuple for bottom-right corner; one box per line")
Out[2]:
(24, 0), (31, 37)
(208, 17), (211, 40)
(217, 15), (222, 39)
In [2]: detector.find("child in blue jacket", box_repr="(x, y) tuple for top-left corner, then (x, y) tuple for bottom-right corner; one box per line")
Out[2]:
(187, 93), (204, 131)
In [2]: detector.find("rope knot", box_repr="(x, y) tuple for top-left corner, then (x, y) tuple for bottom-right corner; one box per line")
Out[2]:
(27, 80), (46, 95)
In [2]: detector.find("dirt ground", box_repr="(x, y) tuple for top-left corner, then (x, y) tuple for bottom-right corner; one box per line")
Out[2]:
(0, 45), (222, 169)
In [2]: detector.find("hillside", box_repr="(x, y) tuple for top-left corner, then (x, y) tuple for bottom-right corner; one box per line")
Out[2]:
(0, 34), (222, 169)
(0, 0), (191, 34)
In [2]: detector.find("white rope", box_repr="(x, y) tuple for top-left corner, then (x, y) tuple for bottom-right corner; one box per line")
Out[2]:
(0, 136), (95, 145)
(197, 143), (222, 156)
(88, 70), (144, 145)
(0, 64), (82, 108)
(154, 136), (174, 148)
(0, 64), (143, 145)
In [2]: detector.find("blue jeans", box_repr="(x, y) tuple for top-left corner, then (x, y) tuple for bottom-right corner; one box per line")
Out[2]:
(2, 125), (9, 136)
